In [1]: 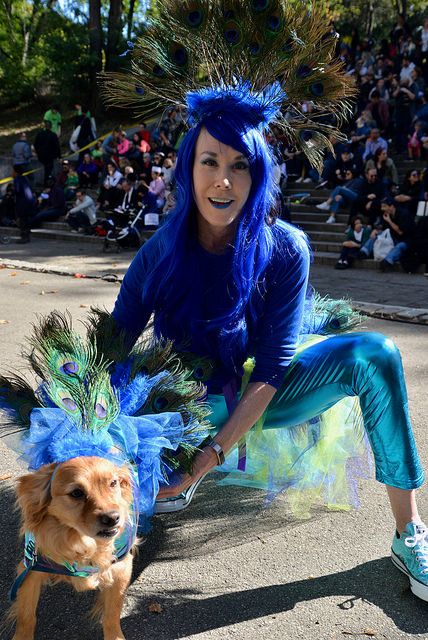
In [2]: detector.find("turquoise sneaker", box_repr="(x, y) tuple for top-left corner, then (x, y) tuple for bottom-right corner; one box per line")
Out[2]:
(391, 521), (428, 602)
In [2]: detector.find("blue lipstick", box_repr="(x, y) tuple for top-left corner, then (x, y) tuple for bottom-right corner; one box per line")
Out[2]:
(208, 198), (233, 209)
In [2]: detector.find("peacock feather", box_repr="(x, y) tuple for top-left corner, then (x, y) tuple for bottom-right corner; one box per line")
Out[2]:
(100, 0), (356, 169)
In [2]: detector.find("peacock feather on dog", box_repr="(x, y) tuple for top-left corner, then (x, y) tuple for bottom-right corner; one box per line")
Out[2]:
(101, 0), (356, 170)
(0, 310), (212, 520)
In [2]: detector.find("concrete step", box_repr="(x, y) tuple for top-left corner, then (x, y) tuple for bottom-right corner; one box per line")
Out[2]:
(0, 226), (103, 244)
(310, 241), (343, 253)
(313, 251), (382, 269)
(290, 211), (349, 223)
(306, 230), (345, 242)
(292, 220), (348, 233)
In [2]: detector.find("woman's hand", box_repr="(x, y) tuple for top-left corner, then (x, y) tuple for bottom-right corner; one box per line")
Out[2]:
(156, 446), (218, 499)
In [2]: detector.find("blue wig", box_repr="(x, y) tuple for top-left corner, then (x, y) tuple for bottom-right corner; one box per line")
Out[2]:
(142, 88), (284, 373)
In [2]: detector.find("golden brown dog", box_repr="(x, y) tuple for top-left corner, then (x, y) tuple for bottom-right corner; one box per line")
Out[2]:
(10, 456), (136, 640)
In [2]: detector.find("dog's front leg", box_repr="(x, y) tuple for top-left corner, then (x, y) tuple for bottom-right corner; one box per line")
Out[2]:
(11, 567), (47, 640)
(97, 553), (133, 640)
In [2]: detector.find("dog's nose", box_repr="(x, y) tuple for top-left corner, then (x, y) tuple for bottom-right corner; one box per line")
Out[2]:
(98, 511), (120, 528)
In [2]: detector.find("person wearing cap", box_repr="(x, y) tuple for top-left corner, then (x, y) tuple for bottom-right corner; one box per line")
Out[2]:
(148, 166), (166, 210)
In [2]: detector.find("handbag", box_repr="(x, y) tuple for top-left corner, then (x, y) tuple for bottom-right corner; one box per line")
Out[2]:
(416, 201), (428, 217)
(373, 228), (395, 261)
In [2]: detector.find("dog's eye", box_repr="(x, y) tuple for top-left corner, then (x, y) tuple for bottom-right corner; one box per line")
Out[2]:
(69, 488), (86, 499)
(110, 479), (118, 488)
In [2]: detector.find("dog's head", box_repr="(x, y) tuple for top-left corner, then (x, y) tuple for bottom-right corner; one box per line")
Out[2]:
(16, 457), (133, 541)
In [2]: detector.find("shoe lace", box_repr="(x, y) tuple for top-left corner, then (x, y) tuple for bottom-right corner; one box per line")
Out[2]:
(404, 526), (428, 574)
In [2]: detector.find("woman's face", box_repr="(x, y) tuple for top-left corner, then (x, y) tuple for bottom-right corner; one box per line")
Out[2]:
(192, 128), (252, 233)
(379, 149), (387, 161)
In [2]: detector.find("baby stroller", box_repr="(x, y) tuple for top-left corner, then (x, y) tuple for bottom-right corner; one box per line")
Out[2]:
(101, 205), (160, 253)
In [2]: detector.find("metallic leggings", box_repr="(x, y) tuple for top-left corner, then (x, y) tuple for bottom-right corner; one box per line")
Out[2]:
(209, 332), (424, 491)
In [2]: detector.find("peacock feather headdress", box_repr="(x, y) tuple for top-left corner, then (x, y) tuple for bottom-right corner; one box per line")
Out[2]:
(0, 310), (212, 522)
(101, 0), (356, 169)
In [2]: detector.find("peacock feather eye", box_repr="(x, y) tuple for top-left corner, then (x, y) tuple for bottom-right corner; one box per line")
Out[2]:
(61, 361), (79, 375)
(249, 41), (262, 56)
(170, 43), (188, 67)
(251, 0), (270, 13)
(186, 9), (203, 28)
(266, 12), (282, 33)
(153, 64), (166, 78)
(193, 366), (204, 380)
(135, 86), (145, 95)
(310, 82), (324, 97)
(95, 401), (107, 419)
(153, 396), (168, 411)
(224, 20), (242, 47)
(59, 391), (78, 413)
(297, 65), (312, 78)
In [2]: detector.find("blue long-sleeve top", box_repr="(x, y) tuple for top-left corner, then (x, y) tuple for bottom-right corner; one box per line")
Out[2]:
(112, 219), (311, 391)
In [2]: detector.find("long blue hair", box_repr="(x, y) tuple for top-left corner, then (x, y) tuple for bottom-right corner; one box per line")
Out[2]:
(142, 111), (280, 373)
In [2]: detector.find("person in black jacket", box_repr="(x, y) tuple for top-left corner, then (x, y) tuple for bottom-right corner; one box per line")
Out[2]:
(31, 179), (66, 227)
(358, 167), (385, 226)
(34, 120), (61, 186)
(12, 164), (37, 243)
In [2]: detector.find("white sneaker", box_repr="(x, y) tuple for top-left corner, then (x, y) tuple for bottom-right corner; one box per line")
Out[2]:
(295, 177), (304, 183)
(316, 201), (330, 211)
(303, 177), (312, 183)
(326, 215), (336, 224)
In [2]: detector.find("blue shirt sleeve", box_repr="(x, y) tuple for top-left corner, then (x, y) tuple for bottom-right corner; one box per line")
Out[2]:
(250, 229), (311, 389)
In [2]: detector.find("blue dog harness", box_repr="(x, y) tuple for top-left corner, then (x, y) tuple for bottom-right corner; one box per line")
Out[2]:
(9, 520), (136, 601)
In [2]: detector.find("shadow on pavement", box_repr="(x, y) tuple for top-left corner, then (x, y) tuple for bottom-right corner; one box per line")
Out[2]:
(2, 477), (428, 639)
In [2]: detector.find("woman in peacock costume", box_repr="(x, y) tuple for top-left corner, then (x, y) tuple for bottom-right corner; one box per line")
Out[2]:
(1, 0), (427, 605)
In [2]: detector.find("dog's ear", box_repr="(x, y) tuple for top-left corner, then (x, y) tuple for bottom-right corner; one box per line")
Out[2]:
(16, 462), (57, 530)
(118, 465), (133, 504)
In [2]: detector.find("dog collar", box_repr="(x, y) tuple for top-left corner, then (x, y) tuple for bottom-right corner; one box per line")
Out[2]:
(9, 520), (136, 602)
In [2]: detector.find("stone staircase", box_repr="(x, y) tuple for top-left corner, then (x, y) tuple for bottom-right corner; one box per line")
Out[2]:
(1, 159), (425, 269)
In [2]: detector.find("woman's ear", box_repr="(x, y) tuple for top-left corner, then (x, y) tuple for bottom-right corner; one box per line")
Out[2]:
(118, 465), (133, 504)
(16, 462), (57, 531)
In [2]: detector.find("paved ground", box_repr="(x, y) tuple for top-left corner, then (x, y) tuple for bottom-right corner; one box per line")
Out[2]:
(1, 236), (427, 308)
(0, 255), (428, 639)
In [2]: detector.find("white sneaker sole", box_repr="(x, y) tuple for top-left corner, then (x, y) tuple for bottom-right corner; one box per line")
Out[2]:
(154, 474), (207, 514)
(391, 549), (428, 602)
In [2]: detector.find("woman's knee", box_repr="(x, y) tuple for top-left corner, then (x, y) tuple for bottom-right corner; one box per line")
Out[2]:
(351, 332), (401, 370)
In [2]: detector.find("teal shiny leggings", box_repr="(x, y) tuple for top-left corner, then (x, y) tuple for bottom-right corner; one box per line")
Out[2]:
(208, 332), (424, 491)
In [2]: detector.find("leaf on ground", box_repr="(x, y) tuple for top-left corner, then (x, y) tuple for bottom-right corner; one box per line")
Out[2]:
(0, 319), (10, 324)
(20, 281), (31, 285)
(0, 474), (12, 481)
(148, 602), (163, 614)
(9, 271), (17, 276)
(0, 264), (6, 269)
(80, 304), (89, 308)
(40, 290), (58, 295)
(364, 630), (377, 637)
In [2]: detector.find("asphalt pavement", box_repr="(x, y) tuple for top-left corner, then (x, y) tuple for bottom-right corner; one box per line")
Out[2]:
(0, 257), (428, 640)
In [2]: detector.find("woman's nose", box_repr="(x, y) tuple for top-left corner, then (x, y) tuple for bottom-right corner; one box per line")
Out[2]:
(215, 176), (232, 189)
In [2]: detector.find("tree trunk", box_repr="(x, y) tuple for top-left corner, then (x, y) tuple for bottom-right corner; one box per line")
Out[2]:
(127, 0), (136, 41)
(89, 0), (103, 111)
(105, 0), (123, 72)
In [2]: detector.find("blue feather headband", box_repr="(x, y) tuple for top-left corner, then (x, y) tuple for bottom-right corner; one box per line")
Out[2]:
(186, 80), (286, 131)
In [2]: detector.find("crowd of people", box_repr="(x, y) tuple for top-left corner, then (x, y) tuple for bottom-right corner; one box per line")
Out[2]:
(1, 15), (428, 271)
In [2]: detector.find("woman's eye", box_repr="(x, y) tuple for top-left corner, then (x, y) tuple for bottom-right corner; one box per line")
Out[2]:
(201, 159), (217, 166)
(234, 162), (249, 170)
(69, 488), (86, 499)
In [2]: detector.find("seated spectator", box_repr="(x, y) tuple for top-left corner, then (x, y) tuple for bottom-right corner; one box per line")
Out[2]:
(358, 166), (385, 226)
(392, 77), (417, 152)
(56, 160), (71, 188)
(91, 141), (104, 168)
(139, 153), (152, 194)
(64, 163), (80, 201)
(365, 147), (398, 189)
(152, 151), (165, 167)
(147, 166), (166, 210)
(66, 189), (97, 234)
(97, 162), (123, 211)
(76, 153), (99, 187)
(115, 179), (139, 213)
(395, 169), (422, 217)
(335, 216), (371, 269)
(161, 157), (175, 191)
(316, 168), (364, 224)
(407, 121), (423, 159)
(117, 131), (131, 157)
(351, 111), (376, 147)
(0, 184), (16, 226)
(399, 55), (416, 83)
(359, 196), (415, 270)
(137, 122), (151, 147)
(365, 90), (390, 134)
(130, 132), (150, 157)
(362, 128), (388, 161)
(31, 178), (66, 227)
(332, 147), (363, 186)
(102, 128), (120, 162)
